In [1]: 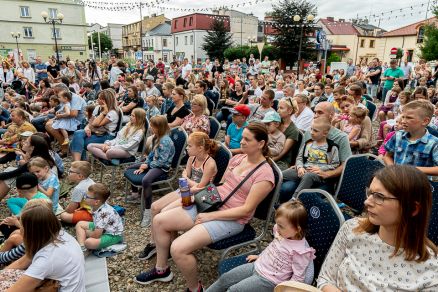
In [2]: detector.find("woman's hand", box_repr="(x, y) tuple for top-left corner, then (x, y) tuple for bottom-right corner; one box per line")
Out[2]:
(134, 164), (148, 174)
(2, 216), (19, 227)
(194, 213), (215, 225)
(85, 127), (92, 137)
(246, 255), (259, 262)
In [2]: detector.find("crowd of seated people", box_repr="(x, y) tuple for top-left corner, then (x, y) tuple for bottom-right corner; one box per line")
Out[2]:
(0, 54), (436, 291)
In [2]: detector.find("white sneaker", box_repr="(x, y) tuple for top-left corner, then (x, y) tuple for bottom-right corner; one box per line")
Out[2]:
(141, 209), (152, 228)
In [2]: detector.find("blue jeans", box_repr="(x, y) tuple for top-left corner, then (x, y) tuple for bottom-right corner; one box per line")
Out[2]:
(381, 87), (389, 101)
(93, 82), (101, 94)
(69, 130), (114, 160)
(32, 114), (54, 132)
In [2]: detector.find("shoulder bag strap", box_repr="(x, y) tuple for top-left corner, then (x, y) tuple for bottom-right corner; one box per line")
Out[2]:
(218, 159), (268, 208)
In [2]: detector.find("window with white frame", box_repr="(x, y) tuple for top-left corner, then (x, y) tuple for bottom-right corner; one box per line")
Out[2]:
(49, 8), (58, 19)
(185, 36), (188, 45)
(190, 35), (193, 45)
(163, 38), (167, 47)
(23, 27), (33, 38)
(20, 6), (30, 17)
(51, 28), (61, 39)
(176, 37), (179, 45)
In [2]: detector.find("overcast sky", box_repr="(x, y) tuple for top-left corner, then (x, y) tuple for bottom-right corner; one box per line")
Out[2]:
(85, 0), (432, 31)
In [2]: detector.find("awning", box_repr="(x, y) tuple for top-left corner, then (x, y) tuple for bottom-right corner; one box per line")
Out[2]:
(331, 46), (350, 51)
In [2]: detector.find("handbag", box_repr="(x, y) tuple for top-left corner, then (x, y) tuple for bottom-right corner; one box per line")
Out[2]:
(194, 160), (267, 213)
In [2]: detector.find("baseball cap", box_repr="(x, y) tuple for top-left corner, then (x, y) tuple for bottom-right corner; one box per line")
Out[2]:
(19, 131), (34, 138)
(261, 111), (281, 123)
(145, 75), (154, 81)
(16, 172), (39, 190)
(229, 104), (250, 117)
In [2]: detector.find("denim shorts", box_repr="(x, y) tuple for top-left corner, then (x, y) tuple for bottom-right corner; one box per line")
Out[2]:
(184, 206), (245, 243)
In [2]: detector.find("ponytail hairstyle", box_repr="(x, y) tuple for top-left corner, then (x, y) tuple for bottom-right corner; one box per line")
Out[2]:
(188, 132), (218, 157)
(173, 87), (188, 102)
(275, 200), (308, 240)
(245, 122), (271, 161)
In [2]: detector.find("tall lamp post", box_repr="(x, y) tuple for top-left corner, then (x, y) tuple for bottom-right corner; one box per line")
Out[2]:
(293, 14), (314, 74)
(10, 32), (21, 66)
(41, 10), (64, 65)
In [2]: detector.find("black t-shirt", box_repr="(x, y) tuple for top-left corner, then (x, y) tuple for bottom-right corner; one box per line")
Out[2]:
(122, 96), (144, 115)
(47, 65), (59, 78)
(166, 105), (190, 123)
(369, 66), (382, 85)
(229, 90), (247, 104)
(135, 68), (144, 76)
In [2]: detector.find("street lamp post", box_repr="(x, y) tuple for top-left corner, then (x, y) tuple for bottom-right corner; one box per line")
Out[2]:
(293, 14), (314, 74)
(41, 11), (64, 65)
(10, 32), (21, 66)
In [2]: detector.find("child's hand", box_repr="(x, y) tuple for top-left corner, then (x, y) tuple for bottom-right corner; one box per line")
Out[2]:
(246, 255), (259, 262)
(297, 167), (306, 177)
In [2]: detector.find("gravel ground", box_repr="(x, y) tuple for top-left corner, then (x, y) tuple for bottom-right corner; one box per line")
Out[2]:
(0, 129), (270, 292)
(0, 106), (380, 291)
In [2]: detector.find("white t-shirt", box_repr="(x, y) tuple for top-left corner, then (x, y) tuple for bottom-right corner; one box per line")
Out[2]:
(91, 107), (119, 134)
(292, 106), (314, 132)
(182, 64), (192, 80)
(25, 231), (85, 292)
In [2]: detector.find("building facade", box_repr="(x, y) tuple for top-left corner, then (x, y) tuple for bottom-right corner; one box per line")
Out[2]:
(171, 13), (230, 61)
(213, 9), (259, 46)
(378, 17), (436, 64)
(0, 0), (88, 63)
(142, 23), (173, 63)
(122, 14), (168, 59)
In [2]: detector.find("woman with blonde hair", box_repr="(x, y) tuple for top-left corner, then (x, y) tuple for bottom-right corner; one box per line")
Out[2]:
(273, 97), (300, 169)
(181, 94), (210, 135)
(87, 107), (146, 161)
(70, 88), (121, 161)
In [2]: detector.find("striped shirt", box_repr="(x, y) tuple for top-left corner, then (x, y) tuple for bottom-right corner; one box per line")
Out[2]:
(0, 244), (25, 264)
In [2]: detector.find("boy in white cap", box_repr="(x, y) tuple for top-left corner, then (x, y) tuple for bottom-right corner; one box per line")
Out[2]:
(261, 111), (285, 157)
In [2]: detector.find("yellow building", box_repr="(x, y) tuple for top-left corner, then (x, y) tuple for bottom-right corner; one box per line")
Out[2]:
(317, 17), (383, 65)
(0, 0), (88, 62)
(122, 14), (169, 59)
(377, 17), (436, 63)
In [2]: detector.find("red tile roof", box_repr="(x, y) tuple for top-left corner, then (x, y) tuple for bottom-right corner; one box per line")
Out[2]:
(381, 17), (437, 37)
(319, 18), (360, 35)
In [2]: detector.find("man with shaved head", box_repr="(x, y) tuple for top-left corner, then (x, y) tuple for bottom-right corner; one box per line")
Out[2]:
(279, 101), (352, 202)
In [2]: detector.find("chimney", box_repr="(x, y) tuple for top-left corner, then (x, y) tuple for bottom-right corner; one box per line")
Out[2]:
(327, 17), (334, 22)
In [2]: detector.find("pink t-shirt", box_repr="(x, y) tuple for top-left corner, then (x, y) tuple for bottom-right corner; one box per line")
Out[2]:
(217, 154), (275, 224)
(255, 225), (316, 285)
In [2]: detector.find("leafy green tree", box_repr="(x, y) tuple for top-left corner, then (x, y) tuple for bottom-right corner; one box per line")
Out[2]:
(420, 7), (438, 62)
(202, 19), (233, 62)
(271, 0), (317, 66)
(327, 52), (341, 66)
(88, 32), (113, 55)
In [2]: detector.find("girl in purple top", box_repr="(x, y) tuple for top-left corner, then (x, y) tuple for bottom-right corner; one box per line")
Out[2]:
(207, 201), (316, 292)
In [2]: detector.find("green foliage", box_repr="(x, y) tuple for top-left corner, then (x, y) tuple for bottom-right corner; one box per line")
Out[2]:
(396, 48), (404, 59)
(202, 19), (233, 62)
(420, 24), (438, 61)
(271, 0), (318, 66)
(327, 52), (341, 66)
(88, 32), (113, 55)
(223, 45), (280, 61)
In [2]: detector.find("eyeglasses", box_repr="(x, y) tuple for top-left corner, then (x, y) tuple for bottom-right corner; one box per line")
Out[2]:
(85, 194), (98, 200)
(68, 169), (80, 175)
(365, 188), (399, 205)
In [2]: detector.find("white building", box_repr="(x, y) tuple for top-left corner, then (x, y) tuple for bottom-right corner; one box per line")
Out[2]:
(142, 23), (173, 63)
(0, 0), (88, 62)
(171, 13), (230, 61)
(213, 9), (259, 46)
